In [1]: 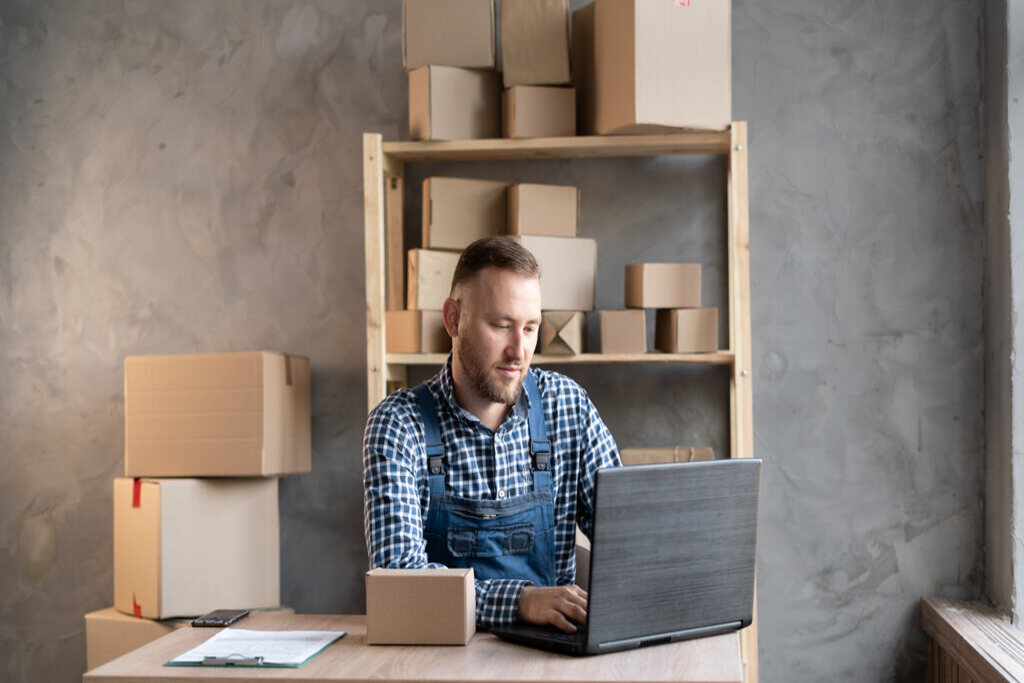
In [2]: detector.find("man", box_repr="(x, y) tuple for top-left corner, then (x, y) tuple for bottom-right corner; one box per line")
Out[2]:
(363, 236), (620, 633)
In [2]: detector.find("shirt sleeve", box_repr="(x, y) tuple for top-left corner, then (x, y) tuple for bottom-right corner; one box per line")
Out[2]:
(362, 399), (531, 628)
(574, 391), (622, 544)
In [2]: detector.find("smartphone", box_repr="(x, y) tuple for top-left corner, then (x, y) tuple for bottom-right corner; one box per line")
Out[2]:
(192, 609), (249, 627)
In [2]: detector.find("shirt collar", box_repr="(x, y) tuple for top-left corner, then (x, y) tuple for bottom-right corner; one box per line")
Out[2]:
(437, 354), (530, 431)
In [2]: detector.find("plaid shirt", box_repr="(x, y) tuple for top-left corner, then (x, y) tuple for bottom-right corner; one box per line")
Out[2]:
(362, 356), (620, 628)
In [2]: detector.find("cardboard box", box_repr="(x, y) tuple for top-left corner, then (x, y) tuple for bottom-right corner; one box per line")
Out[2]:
(423, 177), (507, 250)
(502, 86), (576, 139)
(571, 3), (597, 136)
(408, 249), (461, 310)
(386, 310), (451, 354)
(625, 263), (701, 309)
(580, 0), (731, 134)
(366, 568), (475, 645)
(508, 183), (579, 237)
(620, 446), (715, 466)
(655, 308), (718, 353)
(513, 236), (596, 311)
(403, 0), (494, 70)
(85, 608), (189, 670)
(598, 309), (647, 354)
(501, 0), (571, 87)
(124, 352), (311, 477)
(409, 66), (501, 141)
(113, 477), (281, 620)
(539, 311), (586, 355)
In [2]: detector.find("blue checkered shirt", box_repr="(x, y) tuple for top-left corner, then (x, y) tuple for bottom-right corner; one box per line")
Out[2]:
(362, 356), (620, 628)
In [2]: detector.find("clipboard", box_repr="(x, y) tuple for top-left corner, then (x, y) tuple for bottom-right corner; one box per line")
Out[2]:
(165, 628), (346, 668)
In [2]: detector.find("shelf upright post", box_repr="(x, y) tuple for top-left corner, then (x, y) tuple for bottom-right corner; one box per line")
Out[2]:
(364, 133), (388, 412)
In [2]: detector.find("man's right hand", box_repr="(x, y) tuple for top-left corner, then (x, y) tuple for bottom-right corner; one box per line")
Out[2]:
(517, 585), (588, 633)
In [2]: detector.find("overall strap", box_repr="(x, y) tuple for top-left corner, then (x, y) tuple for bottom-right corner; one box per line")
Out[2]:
(523, 373), (553, 492)
(412, 383), (445, 497)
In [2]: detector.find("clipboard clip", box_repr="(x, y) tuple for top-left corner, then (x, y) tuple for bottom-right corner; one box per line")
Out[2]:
(202, 654), (265, 667)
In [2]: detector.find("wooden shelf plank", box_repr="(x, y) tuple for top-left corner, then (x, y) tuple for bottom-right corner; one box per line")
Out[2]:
(380, 132), (732, 162)
(387, 351), (735, 367)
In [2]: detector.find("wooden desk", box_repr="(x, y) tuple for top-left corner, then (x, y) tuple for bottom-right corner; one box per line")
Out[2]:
(83, 614), (743, 683)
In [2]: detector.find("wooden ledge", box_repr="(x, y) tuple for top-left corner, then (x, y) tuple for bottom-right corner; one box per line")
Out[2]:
(921, 597), (1024, 681)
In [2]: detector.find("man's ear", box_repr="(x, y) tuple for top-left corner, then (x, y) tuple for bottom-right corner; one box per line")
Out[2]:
(442, 297), (460, 338)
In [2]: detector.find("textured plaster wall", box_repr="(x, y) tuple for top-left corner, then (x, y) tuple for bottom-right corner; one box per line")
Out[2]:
(0, 1), (984, 682)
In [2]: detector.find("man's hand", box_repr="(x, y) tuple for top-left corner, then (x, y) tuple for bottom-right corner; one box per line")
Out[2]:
(517, 585), (588, 633)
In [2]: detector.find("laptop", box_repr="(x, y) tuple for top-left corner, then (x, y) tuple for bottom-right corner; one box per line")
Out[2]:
(490, 458), (761, 656)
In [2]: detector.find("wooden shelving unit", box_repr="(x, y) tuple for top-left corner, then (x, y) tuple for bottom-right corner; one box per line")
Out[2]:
(362, 125), (756, 682)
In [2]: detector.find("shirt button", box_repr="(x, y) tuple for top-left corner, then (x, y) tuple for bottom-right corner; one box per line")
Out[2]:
(497, 487), (506, 499)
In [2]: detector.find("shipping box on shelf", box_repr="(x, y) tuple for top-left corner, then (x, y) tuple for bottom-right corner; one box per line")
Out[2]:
(625, 263), (701, 309)
(84, 608), (189, 670)
(366, 568), (475, 645)
(113, 477), (280, 620)
(124, 352), (311, 477)
(501, 0), (571, 87)
(423, 177), (507, 250)
(539, 311), (586, 355)
(575, 0), (731, 134)
(502, 86), (576, 138)
(408, 249), (461, 310)
(386, 310), (450, 354)
(507, 183), (579, 237)
(620, 446), (715, 466)
(598, 309), (647, 354)
(402, 0), (494, 70)
(513, 235), (596, 311)
(655, 308), (719, 353)
(409, 66), (501, 141)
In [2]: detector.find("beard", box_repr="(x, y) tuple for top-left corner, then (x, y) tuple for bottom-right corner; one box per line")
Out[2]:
(457, 333), (526, 406)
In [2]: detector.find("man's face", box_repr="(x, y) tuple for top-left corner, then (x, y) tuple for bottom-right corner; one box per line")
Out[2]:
(450, 267), (542, 406)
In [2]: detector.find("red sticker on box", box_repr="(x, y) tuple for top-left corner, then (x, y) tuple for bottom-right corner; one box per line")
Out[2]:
(675, 0), (691, 5)
(132, 592), (142, 618)
(132, 478), (142, 508)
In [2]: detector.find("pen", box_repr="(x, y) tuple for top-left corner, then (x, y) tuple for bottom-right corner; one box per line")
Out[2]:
(202, 654), (265, 666)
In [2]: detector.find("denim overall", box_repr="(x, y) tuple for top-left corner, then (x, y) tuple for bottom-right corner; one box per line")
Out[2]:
(413, 373), (556, 587)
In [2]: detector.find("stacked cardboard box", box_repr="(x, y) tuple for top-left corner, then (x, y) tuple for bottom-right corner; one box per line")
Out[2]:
(501, 0), (575, 138)
(609, 263), (718, 354)
(572, 0), (731, 134)
(86, 351), (310, 670)
(404, 0), (500, 140)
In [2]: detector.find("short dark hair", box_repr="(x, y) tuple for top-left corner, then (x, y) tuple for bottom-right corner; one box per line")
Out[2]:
(450, 236), (540, 293)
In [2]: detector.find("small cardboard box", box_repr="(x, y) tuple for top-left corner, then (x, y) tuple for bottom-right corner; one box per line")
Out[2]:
(124, 352), (311, 477)
(423, 177), (508, 250)
(366, 568), (475, 645)
(409, 66), (501, 141)
(655, 308), (718, 353)
(625, 263), (701, 309)
(502, 86), (576, 138)
(403, 0), (494, 70)
(513, 235), (596, 311)
(85, 607), (189, 670)
(500, 0), (571, 87)
(581, 0), (731, 134)
(508, 183), (579, 237)
(408, 249), (461, 310)
(620, 446), (715, 466)
(598, 309), (647, 354)
(113, 477), (280, 619)
(386, 310), (451, 354)
(539, 311), (586, 355)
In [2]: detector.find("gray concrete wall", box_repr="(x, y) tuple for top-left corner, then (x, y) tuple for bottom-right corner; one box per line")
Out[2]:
(984, 0), (1012, 616)
(0, 1), (985, 681)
